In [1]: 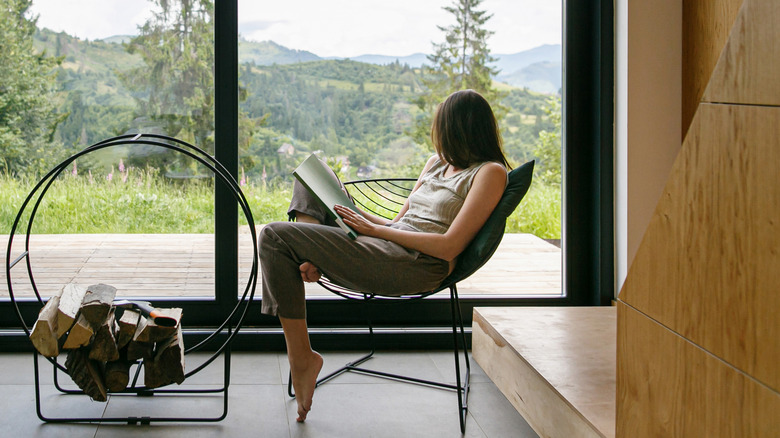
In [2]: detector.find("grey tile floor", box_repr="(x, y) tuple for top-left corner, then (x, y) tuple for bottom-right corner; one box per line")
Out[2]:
(0, 351), (538, 438)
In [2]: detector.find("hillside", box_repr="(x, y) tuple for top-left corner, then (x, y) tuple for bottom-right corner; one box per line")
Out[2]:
(29, 28), (556, 179)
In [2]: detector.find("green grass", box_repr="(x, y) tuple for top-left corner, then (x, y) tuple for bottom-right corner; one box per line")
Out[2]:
(0, 172), (560, 239)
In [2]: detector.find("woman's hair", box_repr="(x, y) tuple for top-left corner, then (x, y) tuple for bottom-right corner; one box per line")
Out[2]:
(430, 89), (511, 169)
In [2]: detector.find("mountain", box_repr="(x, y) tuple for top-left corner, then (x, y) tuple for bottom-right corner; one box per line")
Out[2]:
(491, 44), (561, 75)
(498, 61), (561, 94)
(239, 39), (320, 65)
(346, 53), (429, 68)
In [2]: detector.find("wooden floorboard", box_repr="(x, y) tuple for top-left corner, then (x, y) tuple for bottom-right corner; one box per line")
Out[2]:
(1, 229), (561, 299)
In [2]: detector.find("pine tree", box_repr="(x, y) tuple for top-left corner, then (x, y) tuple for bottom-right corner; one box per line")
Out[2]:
(119, 0), (215, 154)
(412, 0), (505, 145)
(0, 0), (65, 175)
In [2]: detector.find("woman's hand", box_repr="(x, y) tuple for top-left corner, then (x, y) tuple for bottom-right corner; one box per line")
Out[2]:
(335, 205), (379, 237)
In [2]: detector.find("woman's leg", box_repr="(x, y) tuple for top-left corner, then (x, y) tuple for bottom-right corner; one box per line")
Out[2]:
(279, 316), (323, 422)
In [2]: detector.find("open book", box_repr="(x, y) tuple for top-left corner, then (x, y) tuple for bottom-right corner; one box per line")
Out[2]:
(292, 154), (361, 240)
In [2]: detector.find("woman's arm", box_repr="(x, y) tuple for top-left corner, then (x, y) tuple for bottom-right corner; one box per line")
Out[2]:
(354, 154), (439, 226)
(335, 161), (507, 262)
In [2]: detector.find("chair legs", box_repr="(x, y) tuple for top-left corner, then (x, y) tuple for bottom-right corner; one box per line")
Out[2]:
(287, 285), (471, 433)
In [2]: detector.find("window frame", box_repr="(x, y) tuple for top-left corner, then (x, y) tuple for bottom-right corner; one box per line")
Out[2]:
(0, 0), (614, 349)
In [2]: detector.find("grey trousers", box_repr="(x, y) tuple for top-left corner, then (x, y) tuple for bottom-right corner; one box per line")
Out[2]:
(260, 163), (450, 319)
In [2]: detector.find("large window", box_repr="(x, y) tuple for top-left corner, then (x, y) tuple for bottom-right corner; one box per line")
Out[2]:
(1, 0), (613, 343)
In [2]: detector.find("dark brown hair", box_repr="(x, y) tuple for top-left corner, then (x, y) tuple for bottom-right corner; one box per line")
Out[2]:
(430, 89), (511, 169)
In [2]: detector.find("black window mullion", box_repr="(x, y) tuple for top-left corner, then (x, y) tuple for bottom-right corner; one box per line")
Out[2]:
(213, 0), (239, 319)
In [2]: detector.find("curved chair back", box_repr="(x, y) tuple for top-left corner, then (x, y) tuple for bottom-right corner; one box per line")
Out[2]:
(319, 160), (535, 299)
(437, 159), (535, 291)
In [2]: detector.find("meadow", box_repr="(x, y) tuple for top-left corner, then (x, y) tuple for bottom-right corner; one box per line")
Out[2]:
(0, 168), (560, 239)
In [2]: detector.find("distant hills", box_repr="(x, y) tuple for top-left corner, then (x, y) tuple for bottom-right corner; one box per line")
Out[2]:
(89, 33), (560, 94)
(235, 39), (561, 94)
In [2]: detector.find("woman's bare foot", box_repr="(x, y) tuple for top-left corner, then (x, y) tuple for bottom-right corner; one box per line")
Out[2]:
(290, 351), (324, 422)
(299, 261), (321, 283)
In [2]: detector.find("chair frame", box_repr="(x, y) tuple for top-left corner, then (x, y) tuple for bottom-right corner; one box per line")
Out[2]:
(287, 178), (471, 433)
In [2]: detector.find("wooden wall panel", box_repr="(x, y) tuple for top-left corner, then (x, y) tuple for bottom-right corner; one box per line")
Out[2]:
(620, 102), (780, 392)
(682, 0), (743, 137)
(617, 302), (780, 437)
(704, 0), (780, 106)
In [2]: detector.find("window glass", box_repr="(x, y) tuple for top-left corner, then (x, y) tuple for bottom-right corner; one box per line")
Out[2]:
(236, 0), (563, 298)
(3, 0), (217, 300)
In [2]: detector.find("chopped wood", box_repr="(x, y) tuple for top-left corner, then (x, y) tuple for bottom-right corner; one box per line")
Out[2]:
(126, 338), (154, 362)
(80, 283), (116, 328)
(116, 309), (141, 349)
(62, 314), (94, 349)
(88, 311), (119, 362)
(143, 358), (170, 389)
(155, 325), (185, 384)
(105, 349), (131, 392)
(30, 295), (61, 358)
(133, 308), (182, 343)
(65, 348), (107, 402)
(56, 284), (87, 338)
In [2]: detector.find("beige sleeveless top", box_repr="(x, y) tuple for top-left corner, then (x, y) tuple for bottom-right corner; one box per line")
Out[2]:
(395, 157), (494, 234)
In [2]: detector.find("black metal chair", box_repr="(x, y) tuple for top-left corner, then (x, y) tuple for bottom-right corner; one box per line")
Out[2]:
(289, 160), (534, 433)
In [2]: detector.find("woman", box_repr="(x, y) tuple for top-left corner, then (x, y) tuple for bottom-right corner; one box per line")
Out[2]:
(259, 89), (511, 422)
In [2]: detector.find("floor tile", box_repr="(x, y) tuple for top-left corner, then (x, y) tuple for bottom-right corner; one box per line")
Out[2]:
(0, 351), (537, 437)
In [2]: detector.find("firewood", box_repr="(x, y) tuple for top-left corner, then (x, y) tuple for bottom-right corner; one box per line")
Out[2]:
(88, 311), (119, 362)
(143, 357), (171, 389)
(80, 283), (116, 328)
(62, 314), (94, 349)
(56, 284), (87, 338)
(116, 309), (141, 349)
(156, 325), (185, 384)
(105, 349), (131, 392)
(29, 296), (61, 357)
(133, 308), (182, 343)
(126, 338), (154, 362)
(65, 348), (107, 402)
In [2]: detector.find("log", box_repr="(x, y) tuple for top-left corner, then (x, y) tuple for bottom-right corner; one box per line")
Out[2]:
(133, 308), (182, 343)
(62, 314), (94, 349)
(116, 309), (141, 349)
(156, 325), (185, 384)
(126, 338), (154, 362)
(88, 311), (119, 362)
(105, 349), (131, 392)
(65, 348), (107, 402)
(143, 358), (171, 389)
(29, 296), (61, 357)
(80, 283), (116, 328)
(56, 284), (87, 338)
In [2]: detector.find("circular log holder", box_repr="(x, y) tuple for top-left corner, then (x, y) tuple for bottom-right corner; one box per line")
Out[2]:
(5, 134), (258, 424)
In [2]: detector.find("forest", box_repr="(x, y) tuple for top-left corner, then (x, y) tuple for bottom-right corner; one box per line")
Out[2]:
(28, 27), (557, 184)
(1, 0), (561, 238)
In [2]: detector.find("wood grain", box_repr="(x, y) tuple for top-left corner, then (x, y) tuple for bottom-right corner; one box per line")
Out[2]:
(620, 103), (780, 393)
(472, 307), (616, 438)
(617, 302), (780, 437)
(704, 0), (780, 106)
(682, 0), (744, 136)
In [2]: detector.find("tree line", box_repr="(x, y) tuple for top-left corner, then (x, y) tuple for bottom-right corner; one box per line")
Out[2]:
(1, 0), (561, 187)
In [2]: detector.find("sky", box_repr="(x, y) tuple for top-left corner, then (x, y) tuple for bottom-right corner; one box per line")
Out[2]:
(28, 0), (561, 57)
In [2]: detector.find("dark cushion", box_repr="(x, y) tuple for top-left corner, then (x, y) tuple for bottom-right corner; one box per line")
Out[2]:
(439, 160), (535, 288)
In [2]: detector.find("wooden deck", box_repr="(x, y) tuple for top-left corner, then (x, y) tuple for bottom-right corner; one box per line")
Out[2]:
(1, 229), (561, 299)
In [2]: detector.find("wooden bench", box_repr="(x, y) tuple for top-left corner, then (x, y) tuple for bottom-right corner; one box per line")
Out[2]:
(472, 306), (616, 438)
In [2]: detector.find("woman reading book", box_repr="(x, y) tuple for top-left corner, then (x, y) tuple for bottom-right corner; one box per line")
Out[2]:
(259, 89), (511, 422)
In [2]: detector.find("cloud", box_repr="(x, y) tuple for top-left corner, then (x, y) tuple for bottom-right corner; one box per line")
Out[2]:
(238, 20), (284, 35)
(28, 0), (561, 57)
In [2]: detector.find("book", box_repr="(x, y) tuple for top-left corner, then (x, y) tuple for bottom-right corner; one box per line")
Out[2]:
(292, 154), (361, 240)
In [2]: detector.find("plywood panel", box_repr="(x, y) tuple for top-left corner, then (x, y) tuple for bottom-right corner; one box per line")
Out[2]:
(704, 0), (780, 106)
(617, 302), (780, 437)
(682, 0), (744, 136)
(620, 103), (780, 392)
(472, 307), (615, 438)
